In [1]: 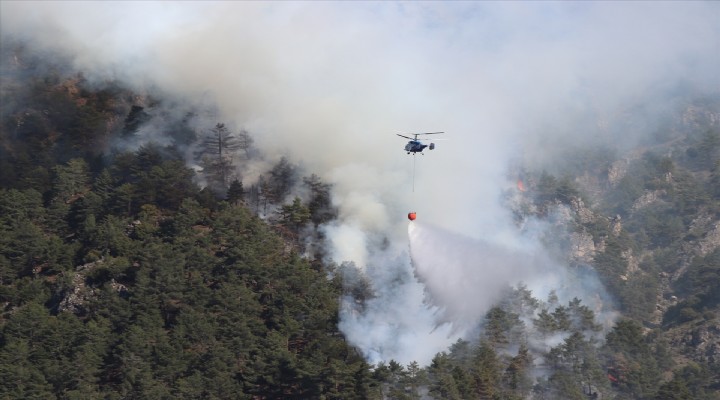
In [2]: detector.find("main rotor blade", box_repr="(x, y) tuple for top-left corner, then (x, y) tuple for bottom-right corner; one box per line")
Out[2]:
(413, 132), (444, 135)
(396, 134), (414, 139)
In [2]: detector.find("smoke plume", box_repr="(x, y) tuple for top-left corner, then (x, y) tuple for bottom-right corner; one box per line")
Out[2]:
(2, 1), (719, 365)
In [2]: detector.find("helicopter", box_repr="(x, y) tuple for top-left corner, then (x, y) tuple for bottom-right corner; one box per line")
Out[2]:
(396, 132), (444, 154)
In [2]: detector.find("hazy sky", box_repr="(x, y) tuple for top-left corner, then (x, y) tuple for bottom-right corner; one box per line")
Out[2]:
(2, 1), (719, 364)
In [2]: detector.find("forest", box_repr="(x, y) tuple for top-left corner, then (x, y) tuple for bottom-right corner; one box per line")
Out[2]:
(1, 41), (719, 399)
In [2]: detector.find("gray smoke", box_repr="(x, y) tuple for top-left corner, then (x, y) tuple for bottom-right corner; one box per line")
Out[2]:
(2, 1), (718, 365)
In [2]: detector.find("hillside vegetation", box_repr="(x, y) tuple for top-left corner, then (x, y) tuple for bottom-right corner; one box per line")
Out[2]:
(1, 42), (719, 399)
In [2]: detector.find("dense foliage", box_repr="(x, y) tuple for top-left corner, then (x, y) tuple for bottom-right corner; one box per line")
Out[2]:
(0, 161), (375, 398)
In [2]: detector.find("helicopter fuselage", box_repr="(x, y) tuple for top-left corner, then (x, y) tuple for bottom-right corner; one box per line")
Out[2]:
(397, 132), (442, 154)
(405, 140), (428, 153)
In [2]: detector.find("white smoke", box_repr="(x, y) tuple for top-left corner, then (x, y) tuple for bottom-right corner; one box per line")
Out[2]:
(337, 249), (458, 365)
(2, 1), (718, 365)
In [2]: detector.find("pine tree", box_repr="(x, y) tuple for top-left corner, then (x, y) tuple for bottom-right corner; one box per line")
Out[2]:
(197, 123), (242, 192)
(52, 158), (90, 203)
(227, 179), (244, 205)
(472, 341), (501, 399)
(279, 197), (311, 233)
(303, 174), (337, 225)
(122, 105), (150, 136)
(504, 344), (533, 397)
(266, 157), (296, 203)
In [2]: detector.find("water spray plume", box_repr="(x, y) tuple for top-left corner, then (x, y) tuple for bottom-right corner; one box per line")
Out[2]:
(408, 218), (617, 334)
(408, 221), (547, 329)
